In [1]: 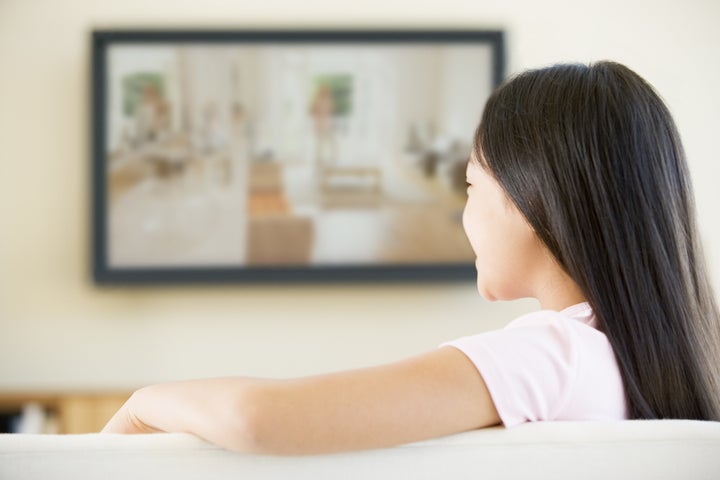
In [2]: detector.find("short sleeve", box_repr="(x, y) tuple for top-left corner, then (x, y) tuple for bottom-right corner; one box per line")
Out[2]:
(440, 312), (581, 428)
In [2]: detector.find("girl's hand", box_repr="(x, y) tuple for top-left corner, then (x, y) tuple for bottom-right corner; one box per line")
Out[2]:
(101, 391), (164, 434)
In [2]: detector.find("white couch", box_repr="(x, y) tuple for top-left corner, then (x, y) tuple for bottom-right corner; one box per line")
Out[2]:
(2, 420), (719, 479)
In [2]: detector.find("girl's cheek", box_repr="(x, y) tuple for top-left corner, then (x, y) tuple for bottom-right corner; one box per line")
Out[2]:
(462, 204), (478, 243)
(462, 202), (485, 255)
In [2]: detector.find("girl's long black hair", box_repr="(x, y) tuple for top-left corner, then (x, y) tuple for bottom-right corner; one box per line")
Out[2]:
(475, 61), (720, 420)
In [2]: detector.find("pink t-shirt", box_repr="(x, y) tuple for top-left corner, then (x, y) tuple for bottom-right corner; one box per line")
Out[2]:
(441, 302), (629, 427)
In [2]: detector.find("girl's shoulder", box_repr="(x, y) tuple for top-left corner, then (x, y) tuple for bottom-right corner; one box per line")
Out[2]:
(441, 302), (627, 426)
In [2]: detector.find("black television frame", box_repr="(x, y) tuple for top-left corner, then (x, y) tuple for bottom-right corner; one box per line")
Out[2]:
(91, 28), (506, 285)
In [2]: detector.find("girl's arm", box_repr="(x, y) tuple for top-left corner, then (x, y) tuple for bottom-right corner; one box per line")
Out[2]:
(101, 346), (501, 455)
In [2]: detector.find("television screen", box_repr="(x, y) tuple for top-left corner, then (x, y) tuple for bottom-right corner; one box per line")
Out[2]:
(92, 29), (505, 283)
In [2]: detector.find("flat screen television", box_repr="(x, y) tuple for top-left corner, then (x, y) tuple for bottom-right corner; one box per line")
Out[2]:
(91, 29), (505, 284)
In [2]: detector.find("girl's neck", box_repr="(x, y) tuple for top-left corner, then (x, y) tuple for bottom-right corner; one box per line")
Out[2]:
(534, 261), (587, 312)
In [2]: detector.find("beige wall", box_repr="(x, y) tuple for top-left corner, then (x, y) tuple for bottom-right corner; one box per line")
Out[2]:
(1, 0), (718, 390)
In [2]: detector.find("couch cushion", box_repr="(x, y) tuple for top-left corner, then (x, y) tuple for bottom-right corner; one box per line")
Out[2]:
(1, 420), (719, 479)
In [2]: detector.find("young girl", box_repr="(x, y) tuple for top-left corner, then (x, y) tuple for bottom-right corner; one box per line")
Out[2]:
(101, 60), (720, 454)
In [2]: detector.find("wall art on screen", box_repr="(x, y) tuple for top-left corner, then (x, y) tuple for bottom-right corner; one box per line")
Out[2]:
(91, 29), (506, 283)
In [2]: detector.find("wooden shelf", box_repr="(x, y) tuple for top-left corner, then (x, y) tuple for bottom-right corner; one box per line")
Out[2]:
(0, 391), (132, 434)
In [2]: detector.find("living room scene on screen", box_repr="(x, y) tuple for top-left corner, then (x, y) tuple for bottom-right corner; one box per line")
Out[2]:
(105, 43), (493, 268)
